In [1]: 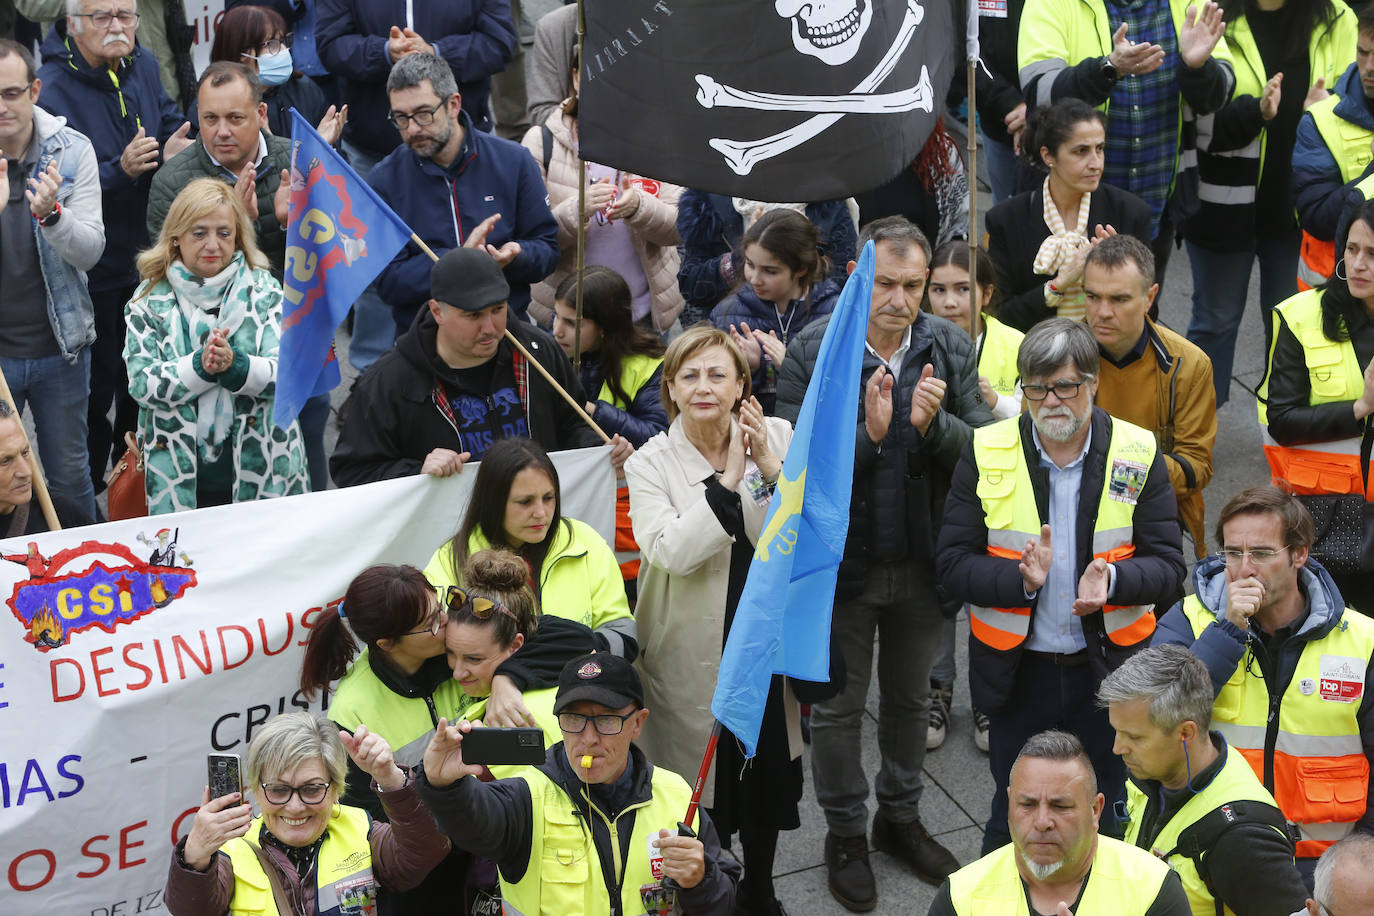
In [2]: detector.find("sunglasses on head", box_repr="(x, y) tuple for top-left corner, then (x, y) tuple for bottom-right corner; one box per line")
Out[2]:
(442, 585), (519, 623)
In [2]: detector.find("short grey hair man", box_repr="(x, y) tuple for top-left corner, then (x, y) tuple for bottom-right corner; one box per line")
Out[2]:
(857, 214), (932, 264)
(1309, 833), (1374, 915)
(1017, 317), (1099, 386)
(387, 52), (459, 100)
(1096, 644), (1214, 735)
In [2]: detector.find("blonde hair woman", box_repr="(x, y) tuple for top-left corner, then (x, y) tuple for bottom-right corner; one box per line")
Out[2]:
(125, 178), (308, 514)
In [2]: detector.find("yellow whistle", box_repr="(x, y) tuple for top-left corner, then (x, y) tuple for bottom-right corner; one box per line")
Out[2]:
(581, 755), (593, 769)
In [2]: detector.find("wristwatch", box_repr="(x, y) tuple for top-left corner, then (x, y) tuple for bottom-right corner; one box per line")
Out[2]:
(1101, 55), (1120, 83)
(37, 202), (61, 227)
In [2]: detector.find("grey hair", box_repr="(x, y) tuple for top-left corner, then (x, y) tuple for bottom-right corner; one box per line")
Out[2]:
(67, 0), (135, 25)
(858, 215), (931, 265)
(1017, 317), (1100, 383)
(1084, 234), (1156, 287)
(387, 52), (458, 100)
(1096, 645), (1213, 733)
(0, 398), (13, 420)
(245, 711), (347, 795)
(1314, 833), (1374, 914)
(1013, 729), (1097, 796)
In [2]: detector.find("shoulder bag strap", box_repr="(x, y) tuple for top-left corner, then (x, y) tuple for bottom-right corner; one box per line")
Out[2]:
(242, 839), (296, 916)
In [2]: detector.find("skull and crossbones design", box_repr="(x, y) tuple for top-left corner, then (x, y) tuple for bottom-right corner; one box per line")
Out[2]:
(695, 0), (933, 175)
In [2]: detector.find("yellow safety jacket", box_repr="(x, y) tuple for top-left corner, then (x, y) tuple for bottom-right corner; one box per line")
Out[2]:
(978, 314), (1023, 399)
(602, 354), (665, 581)
(223, 806), (376, 916)
(1257, 289), (1371, 497)
(969, 416), (1159, 651)
(1124, 742), (1289, 916)
(1299, 97), (1374, 290)
(947, 835), (1173, 915)
(330, 649), (470, 769)
(455, 685), (563, 780)
(499, 763), (696, 916)
(1181, 594), (1374, 857)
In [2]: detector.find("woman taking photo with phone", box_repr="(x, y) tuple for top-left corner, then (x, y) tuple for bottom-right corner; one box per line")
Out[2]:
(165, 711), (448, 915)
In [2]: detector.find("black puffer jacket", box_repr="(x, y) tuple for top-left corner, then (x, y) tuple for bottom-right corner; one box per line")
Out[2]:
(775, 311), (994, 599)
(936, 408), (1187, 714)
(330, 311), (601, 486)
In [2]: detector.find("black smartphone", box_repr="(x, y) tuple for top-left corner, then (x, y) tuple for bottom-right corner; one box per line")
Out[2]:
(462, 727), (546, 766)
(208, 753), (242, 800)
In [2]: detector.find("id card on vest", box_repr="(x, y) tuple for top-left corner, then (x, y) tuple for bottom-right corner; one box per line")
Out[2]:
(1320, 655), (1366, 703)
(638, 880), (674, 916)
(319, 870), (377, 915)
(1108, 459), (1148, 505)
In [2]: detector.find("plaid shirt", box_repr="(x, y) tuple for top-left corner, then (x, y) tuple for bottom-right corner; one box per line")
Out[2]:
(1103, 0), (1179, 238)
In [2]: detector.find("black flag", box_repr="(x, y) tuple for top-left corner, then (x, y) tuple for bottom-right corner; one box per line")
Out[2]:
(580, 0), (960, 202)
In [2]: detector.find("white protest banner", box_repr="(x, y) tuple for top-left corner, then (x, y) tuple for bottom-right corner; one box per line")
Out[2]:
(0, 446), (612, 913)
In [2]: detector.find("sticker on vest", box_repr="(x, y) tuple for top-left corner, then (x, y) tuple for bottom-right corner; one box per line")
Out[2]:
(333, 874), (379, 916)
(639, 880), (675, 916)
(1319, 655), (1365, 703)
(1108, 459), (1148, 504)
(648, 834), (665, 879)
(978, 0), (1008, 16)
(1300, 677), (1317, 695)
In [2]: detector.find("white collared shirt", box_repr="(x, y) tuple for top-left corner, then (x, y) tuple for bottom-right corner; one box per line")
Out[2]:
(207, 132), (269, 180)
(865, 324), (913, 384)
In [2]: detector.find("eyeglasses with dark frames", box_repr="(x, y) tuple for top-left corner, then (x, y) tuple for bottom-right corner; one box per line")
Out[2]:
(402, 601), (447, 638)
(558, 712), (636, 736)
(1021, 379), (1090, 402)
(387, 100), (445, 130)
(72, 10), (139, 29)
(258, 780), (331, 805)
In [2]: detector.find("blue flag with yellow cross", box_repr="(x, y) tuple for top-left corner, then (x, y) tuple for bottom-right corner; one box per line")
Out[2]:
(710, 241), (874, 757)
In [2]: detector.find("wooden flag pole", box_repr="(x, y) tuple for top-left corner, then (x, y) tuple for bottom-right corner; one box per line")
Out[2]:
(0, 365), (61, 531)
(967, 49), (981, 333)
(573, 0), (588, 375)
(409, 233), (612, 444)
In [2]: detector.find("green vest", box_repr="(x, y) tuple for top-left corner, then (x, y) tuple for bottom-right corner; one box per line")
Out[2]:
(979, 314), (1023, 398)
(500, 763), (695, 916)
(223, 806), (375, 916)
(597, 353), (664, 410)
(947, 836), (1172, 915)
(1309, 95), (1374, 185)
(329, 648), (470, 769)
(1181, 595), (1374, 857)
(969, 416), (1158, 650)
(1124, 744), (1288, 916)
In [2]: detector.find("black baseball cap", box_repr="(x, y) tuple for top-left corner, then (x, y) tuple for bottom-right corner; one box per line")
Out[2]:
(430, 247), (510, 312)
(554, 651), (644, 714)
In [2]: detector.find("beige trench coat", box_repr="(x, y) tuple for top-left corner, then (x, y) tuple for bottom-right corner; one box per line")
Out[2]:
(625, 415), (803, 806)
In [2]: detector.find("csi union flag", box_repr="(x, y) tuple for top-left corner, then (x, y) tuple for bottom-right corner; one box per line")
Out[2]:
(274, 109), (412, 430)
(710, 242), (875, 757)
(580, 0), (959, 201)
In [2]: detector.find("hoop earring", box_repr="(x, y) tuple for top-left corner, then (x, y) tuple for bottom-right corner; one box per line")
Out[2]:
(1335, 258), (1348, 282)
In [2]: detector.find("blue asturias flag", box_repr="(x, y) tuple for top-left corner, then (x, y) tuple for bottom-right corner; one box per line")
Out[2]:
(710, 241), (875, 757)
(273, 109), (412, 430)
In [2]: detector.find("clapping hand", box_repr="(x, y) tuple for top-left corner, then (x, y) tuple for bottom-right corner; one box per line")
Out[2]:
(1073, 558), (1111, 615)
(201, 328), (235, 375)
(909, 363), (946, 436)
(25, 160), (61, 220)
(1178, 1), (1224, 69)
(1020, 524), (1053, 593)
(729, 322), (763, 370)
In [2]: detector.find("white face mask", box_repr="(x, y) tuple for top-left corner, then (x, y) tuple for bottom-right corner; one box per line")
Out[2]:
(254, 48), (293, 87)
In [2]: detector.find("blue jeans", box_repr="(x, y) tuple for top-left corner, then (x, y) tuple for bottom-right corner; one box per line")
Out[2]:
(2, 349), (96, 522)
(1185, 233), (1300, 405)
(297, 392), (331, 492)
(342, 140), (397, 373)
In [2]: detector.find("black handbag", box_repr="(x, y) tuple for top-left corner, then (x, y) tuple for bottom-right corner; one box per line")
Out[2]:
(1304, 422), (1374, 574)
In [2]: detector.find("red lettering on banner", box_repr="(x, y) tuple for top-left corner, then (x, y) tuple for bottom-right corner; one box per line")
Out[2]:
(77, 835), (110, 878)
(50, 657), (84, 701)
(91, 646), (119, 698)
(8, 848), (56, 891)
(218, 625), (253, 670)
(122, 642), (154, 690)
(118, 822), (147, 869)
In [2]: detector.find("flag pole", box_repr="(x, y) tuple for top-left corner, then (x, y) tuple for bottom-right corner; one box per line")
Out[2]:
(408, 233), (612, 443)
(966, 0), (981, 329)
(573, 0), (588, 374)
(660, 719), (722, 893)
(0, 365), (61, 531)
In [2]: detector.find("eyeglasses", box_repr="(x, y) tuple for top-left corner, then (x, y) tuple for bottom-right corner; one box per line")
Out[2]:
(1217, 546), (1291, 565)
(387, 100), (445, 130)
(259, 781), (331, 805)
(0, 83), (31, 103)
(444, 586), (518, 623)
(253, 34), (293, 56)
(73, 10), (140, 29)
(558, 712), (636, 736)
(402, 603), (446, 638)
(1022, 379), (1089, 401)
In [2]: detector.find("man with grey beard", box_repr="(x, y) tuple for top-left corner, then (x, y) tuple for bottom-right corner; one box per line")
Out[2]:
(936, 318), (1185, 856)
(927, 730), (1191, 915)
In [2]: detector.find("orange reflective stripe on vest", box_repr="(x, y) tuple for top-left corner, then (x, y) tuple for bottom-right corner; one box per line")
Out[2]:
(1298, 232), (1334, 292)
(614, 483), (640, 581)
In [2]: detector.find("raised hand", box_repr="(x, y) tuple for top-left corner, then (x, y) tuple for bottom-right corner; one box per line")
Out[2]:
(274, 169), (291, 226)
(25, 160), (61, 220)
(339, 724), (406, 791)
(753, 328), (787, 367)
(164, 121), (194, 162)
(1306, 76), (1330, 111)
(1108, 22), (1164, 77)
(316, 104), (348, 146)
(183, 787), (252, 871)
(864, 366), (894, 445)
(234, 163), (259, 219)
(423, 718), (485, 788)
(1178, 1), (1224, 70)
(719, 419), (747, 490)
(730, 322), (763, 370)
(1260, 73), (1282, 121)
(909, 363), (946, 436)
(1020, 524), (1053, 593)
(463, 213), (501, 250)
(1073, 557), (1111, 615)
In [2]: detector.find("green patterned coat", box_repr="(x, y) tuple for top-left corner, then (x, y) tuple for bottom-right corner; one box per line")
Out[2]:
(124, 268), (309, 515)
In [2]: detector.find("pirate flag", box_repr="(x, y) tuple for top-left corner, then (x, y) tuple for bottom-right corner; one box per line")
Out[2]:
(579, 0), (960, 202)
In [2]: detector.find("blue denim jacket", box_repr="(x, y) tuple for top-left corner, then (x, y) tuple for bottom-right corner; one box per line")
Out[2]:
(28, 106), (106, 362)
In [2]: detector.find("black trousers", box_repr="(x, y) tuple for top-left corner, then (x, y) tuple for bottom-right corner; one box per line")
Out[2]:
(87, 284), (139, 495)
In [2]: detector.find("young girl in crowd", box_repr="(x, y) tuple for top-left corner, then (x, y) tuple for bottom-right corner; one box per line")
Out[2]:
(986, 98), (1151, 330)
(709, 208), (841, 414)
(923, 241), (1023, 754)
